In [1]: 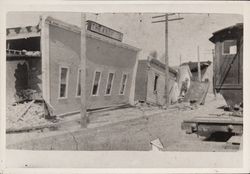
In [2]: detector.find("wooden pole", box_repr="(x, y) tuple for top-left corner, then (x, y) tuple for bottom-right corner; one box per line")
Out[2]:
(80, 13), (88, 127)
(151, 13), (183, 108)
(212, 49), (217, 98)
(164, 14), (170, 108)
(197, 46), (201, 82)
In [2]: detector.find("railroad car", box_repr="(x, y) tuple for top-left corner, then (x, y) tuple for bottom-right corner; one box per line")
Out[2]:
(209, 23), (243, 107)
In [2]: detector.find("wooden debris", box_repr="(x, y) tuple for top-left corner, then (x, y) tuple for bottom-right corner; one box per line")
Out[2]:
(44, 99), (55, 119)
(184, 80), (210, 105)
(16, 100), (35, 121)
(7, 100), (54, 131)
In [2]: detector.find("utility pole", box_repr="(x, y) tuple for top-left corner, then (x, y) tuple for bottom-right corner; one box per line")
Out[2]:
(152, 13), (183, 108)
(80, 13), (88, 127)
(197, 45), (201, 82)
(164, 14), (170, 108)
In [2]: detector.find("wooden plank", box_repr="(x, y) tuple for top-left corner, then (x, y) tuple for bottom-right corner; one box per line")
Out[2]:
(44, 99), (55, 118)
(197, 46), (201, 82)
(16, 100), (35, 121)
(183, 81), (210, 104)
(7, 117), (57, 133)
(129, 50), (140, 105)
(200, 80), (210, 105)
(183, 116), (243, 124)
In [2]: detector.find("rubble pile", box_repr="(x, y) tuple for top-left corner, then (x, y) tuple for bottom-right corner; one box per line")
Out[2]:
(23, 50), (41, 57)
(15, 89), (37, 101)
(6, 49), (41, 57)
(7, 101), (51, 130)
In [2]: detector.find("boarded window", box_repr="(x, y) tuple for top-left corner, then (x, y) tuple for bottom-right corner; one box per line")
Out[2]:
(223, 40), (237, 55)
(105, 72), (114, 95)
(92, 71), (101, 95)
(119, 74), (128, 95)
(59, 67), (69, 98)
(153, 74), (159, 91)
(76, 69), (82, 97)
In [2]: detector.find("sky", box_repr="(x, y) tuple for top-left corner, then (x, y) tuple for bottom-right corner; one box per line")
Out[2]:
(7, 12), (243, 66)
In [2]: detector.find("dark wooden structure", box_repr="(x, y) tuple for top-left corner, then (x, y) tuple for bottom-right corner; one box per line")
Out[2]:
(209, 23), (243, 107)
(181, 23), (243, 138)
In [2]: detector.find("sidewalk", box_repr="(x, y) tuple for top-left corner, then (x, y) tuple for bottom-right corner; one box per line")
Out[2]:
(6, 104), (170, 146)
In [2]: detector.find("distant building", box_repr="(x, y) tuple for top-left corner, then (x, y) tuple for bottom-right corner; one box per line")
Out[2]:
(178, 61), (213, 93)
(6, 16), (140, 116)
(134, 58), (178, 105)
(181, 61), (212, 81)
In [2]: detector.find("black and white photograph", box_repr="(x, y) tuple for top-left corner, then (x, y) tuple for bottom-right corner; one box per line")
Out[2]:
(1, 1), (250, 171)
(6, 12), (243, 151)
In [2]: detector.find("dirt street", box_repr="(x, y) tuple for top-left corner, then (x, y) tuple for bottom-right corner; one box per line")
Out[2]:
(7, 94), (239, 151)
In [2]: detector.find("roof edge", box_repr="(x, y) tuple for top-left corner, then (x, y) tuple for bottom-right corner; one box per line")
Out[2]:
(149, 58), (178, 75)
(209, 23), (243, 43)
(45, 16), (140, 52)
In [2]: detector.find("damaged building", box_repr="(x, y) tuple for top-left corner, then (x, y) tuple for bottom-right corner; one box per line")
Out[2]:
(6, 16), (140, 116)
(178, 60), (213, 93)
(134, 58), (178, 105)
(180, 61), (212, 82)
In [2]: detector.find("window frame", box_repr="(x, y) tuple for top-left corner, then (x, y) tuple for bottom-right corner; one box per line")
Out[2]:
(153, 73), (159, 92)
(58, 65), (70, 99)
(75, 68), (82, 98)
(222, 39), (237, 56)
(119, 73), (128, 95)
(91, 70), (102, 96)
(105, 72), (115, 96)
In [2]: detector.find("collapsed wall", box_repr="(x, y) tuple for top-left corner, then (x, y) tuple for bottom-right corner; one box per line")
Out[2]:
(6, 35), (42, 103)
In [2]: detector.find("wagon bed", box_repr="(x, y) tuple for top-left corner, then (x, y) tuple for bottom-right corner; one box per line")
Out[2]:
(181, 116), (243, 137)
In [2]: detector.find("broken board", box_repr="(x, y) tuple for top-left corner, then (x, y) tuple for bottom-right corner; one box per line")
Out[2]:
(183, 80), (210, 105)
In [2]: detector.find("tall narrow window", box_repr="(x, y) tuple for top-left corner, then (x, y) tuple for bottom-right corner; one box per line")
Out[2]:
(223, 40), (237, 55)
(119, 74), (128, 95)
(153, 74), (159, 91)
(59, 67), (69, 98)
(76, 69), (82, 97)
(92, 71), (101, 96)
(105, 72), (114, 95)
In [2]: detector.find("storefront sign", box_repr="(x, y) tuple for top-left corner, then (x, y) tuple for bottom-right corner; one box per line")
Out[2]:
(87, 20), (123, 42)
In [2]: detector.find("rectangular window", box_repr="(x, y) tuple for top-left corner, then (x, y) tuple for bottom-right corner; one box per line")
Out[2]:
(153, 74), (159, 91)
(76, 69), (82, 97)
(105, 72), (114, 95)
(92, 71), (101, 96)
(119, 73), (128, 95)
(223, 40), (237, 55)
(59, 67), (69, 98)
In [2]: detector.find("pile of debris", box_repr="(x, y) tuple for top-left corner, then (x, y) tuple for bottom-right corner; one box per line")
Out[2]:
(6, 49), (41, 57)
(169, 102), (198, 111)
(6, 101), (54, 131)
